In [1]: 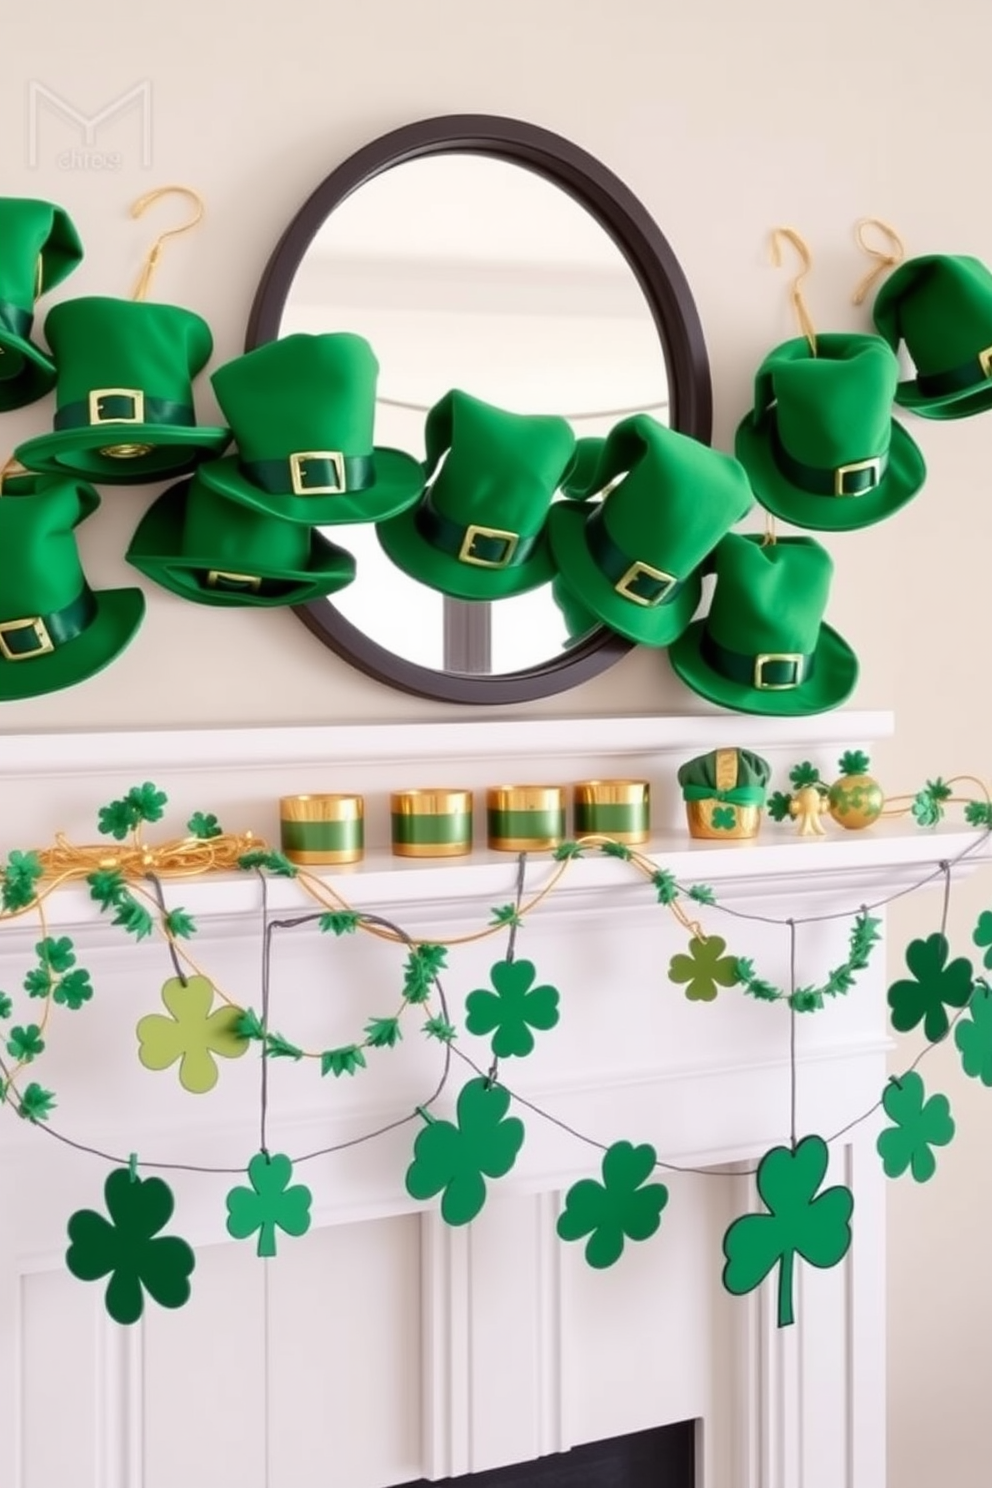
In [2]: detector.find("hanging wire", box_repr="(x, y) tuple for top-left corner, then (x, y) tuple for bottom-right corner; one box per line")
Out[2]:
(852, 217), (906, 305)
(129, 185), (205, 301)
(770, 226), (817, 354)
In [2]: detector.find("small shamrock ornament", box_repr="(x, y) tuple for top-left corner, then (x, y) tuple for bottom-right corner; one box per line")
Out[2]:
(65, 1169), (195, 1325)
(668, 934), (740, 1003)
(464, 958), (560, 1058)
(876, 1072), (954, 1182)
(887, 933), (974, 1043)
(973, 912), (992, 972)
(827, 751), (884, 831)
(556, 1141), (669, 1268)
(405, 1077), (525, 1226)
(1, 849), (43, 912)
(722, 1134), (853, 1328)
(911, 778), (953, 828)
(136, 976), (249, 1094)
(226, 1152), (312, 1257)
(954, 981), (992, 1085)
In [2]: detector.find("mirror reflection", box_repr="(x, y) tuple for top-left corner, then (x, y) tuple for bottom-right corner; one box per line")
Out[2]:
(278, 154), (669, 674)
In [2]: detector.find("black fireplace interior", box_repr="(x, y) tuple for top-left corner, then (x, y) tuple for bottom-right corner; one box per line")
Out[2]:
(400, 1421), (696, 1486)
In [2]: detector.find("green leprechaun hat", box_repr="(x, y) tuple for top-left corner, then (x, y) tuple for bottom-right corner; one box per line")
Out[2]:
(0, 469), (144, 699)
(126, 469), (356, 608)
(734, 333), (926, 532)
(14, 297), (229, 484)
(198, 333), (424, 525)
(677, 748), (771, 804)
(668, 533), (857, 716)
(0, 198), (83, 411)
(378, 390), (576, 600)
(549, 414), (754, 646)
(551, 573), (602, 645)
(872, 255), (992, 419)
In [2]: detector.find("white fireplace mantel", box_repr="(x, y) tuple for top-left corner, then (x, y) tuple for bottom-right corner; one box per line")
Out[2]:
(0, 711), (986, 1488)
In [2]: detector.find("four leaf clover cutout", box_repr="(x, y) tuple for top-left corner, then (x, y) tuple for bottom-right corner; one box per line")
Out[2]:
(465, 958), (560, 1057)
(406, 1077), (525, 1225)
(668, 934), (740, 1003)
(558, 1141), (669, 1267)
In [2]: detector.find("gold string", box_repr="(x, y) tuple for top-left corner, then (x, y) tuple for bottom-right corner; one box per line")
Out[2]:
(852, 217), (906, 306)
(761, 511), (778, 547)
(770, 226), (817, 354)
(129, 185), (205, 301)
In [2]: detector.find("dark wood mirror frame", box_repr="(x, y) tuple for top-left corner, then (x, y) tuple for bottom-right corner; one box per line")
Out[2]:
(246, 114), (713, 704)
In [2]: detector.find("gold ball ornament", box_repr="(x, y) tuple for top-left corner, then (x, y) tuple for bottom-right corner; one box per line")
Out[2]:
(827, 759), (885, 831)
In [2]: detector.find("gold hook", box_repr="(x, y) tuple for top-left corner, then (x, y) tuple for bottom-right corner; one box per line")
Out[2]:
(770, 226), (817, 354)
(852, 217), (906, 305)
(129, 184), (205, 301)
(0, 455), (28, 495)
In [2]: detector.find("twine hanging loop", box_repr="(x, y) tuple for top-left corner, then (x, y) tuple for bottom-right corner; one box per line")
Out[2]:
(852, 217), (905, 305)
(770, 226), (817, 354)
(129, 185), (205, 301)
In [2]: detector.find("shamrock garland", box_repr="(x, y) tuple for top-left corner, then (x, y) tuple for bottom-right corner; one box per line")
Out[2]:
(226, 1152), (312, 1256)
(735, 910), (882, 1011)
(405, 1077), (525, 1225)
(876, 1073), (954, 1183)
(465, 958), (560, 1057)
(887, 933), (974, 1043)
(668, 934), (740, 1002)
(137, 975), (249, 1093)
(557, 1141), (669, 1267)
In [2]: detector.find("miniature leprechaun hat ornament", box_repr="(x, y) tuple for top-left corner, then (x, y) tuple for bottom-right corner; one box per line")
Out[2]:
(198, 333), (424, 525)
(678, 747), (771, 840)
(0, 464), (144, 699)
(549, 413), (753, 645)
(668, 532), (858, 716)
(0, 198), (84, 411)
(377, 390), (576, 600)
(872, 254), (992, 419)
(734, 333), (926, 532)
(15, 187), (228, 484)
(126, 469), (357, 608)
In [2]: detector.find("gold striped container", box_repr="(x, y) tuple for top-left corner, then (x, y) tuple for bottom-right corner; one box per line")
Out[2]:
(487, 785), (566, 851)
(279, 794), (364, 865)
(573, 779), (651, 843)
(391, 789), (474, 858)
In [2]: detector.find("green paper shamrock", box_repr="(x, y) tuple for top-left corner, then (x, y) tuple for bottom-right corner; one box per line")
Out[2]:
(668, 935), (740, 1003)
(187, 811), (222, 839)
(464, 958), (560, 1058)
(65, 1168), (195, 1325)
(1, 849), (43, 911)
(405, 1077), (525, 1226)
(789, 761), (822, 789)
(711, 805), (737, 830)
(7, 1024), (44, 1061)
(887, 933), (974, 1043)
(973, 912), (992, 971)
(136, 975), (249, 1094)
(954, 981), (992, 1085)
(767, 791), (793, 823)
(556, 1141), (669, 1268)
(838, 749), (871, 776)
(722, 1134), (853, 1328)
(18, 1082), (56, 1121)
(911, 778), (953, 828)
(966, 800), (992, 828)
(225, 1152), (312, 1258)
(876, 1072), (954, 1182)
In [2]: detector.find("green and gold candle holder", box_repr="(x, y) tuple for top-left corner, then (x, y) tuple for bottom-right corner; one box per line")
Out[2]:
(391, 789), (474, 858)
(573, 779), (651, 844)
(487, 785), (566, 852)
(279, 794), (364, 865)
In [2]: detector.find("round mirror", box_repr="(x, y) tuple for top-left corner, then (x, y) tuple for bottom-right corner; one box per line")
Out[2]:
(247, 115), (712, 703)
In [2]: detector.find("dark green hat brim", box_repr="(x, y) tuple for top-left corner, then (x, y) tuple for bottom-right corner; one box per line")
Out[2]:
(0, 331), (56, 411)
(894, 377), (992, 419)
(734, 413), (926, 532)
(668, 618), (858, 717)
(199, 447), (424, 525)
(126, 479), (357, 607)
(548, 501), (702, 644)
(0, 586), (144, 701)
(377, 499), (555, 599)
(14, 423), (230, 486)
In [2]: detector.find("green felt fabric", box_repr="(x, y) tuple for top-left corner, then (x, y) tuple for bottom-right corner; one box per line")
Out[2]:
(0, 197), (83, 410)
(873, 254), (992, 418)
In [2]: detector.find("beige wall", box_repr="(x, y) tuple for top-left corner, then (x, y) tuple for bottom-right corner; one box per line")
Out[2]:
(3, 0), (991, 1481)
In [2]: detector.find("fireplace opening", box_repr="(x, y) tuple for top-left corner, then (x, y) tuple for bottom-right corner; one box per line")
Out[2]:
(399, 1421), (695, 1486)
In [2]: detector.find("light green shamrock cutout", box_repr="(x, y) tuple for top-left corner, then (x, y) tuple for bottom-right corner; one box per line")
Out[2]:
(556, 1140), (669, 1268)
(405, 1077), (525, 1225)
(876, 1072), (954, 1182)
(887, 933), (974, 1043)
(464, 958), (560, 1058)
(711, 806), (737, 830)
(722, 1134), (853, 1328)
(668, 935), (740, 1002)
(226, 1152), (312, 1257)
(973, 912), (992, 971)
(955, 982), (992, 1085)
(136, 975), (249, 1093)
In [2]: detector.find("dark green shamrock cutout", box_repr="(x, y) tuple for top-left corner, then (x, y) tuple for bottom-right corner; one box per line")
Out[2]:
(556, 1140), (669, 1268)
(955, 981), (992, 1085)
(876, 1072), (954, 1183)
(225, 1152), (312, 1257)
(405, 1077), (525, 1225)
(973, 912), (992, 971)
(711, 805), (737, 830)
(66, 1168), (195, 1325)
(464, 958), (560, 1058)
(722, 1134), (853, 1328)
(668, 935), (740, 1003)
(887, 933), (974, 1043)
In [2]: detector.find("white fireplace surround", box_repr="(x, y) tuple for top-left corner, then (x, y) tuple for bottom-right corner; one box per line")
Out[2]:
(0, 709), (985, 1488)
